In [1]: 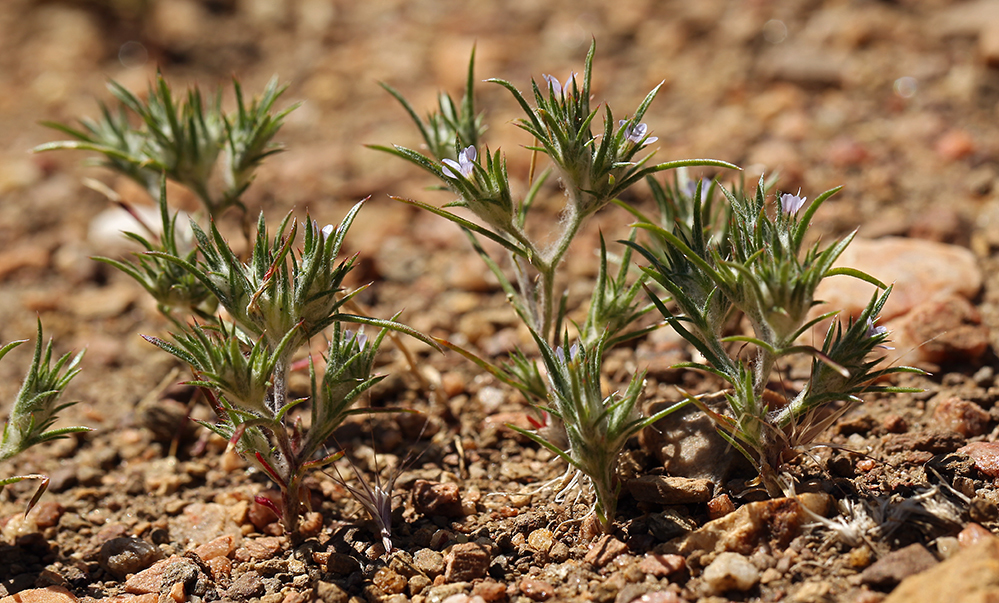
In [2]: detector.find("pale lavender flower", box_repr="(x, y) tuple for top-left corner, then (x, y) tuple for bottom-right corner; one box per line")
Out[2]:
(542, 72), (578, 98)
(542, 74), (562, 96)
(442, 145), (476, 179)
(555, 342), (581, 366)
(321, 224), (334, 237)
(683, 178), (712, 202)
(619, 120), (658, 146)
(866, 318), (893, 350)
(780, 191), (807, 216)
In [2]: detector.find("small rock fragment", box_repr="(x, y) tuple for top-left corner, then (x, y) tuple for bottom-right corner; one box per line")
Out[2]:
(641, 401), (742, 483)
(638, 553), (686, 578)
(441, 595), (486, 603)
(99, 537), (165, 579)
(584, 534), (628, 568)
(934, 397), (990, 437)
(413, 480), (464, 518)
(707, 494), (736, 520)
(526, 529), (554, 553)
(414, 548), (445, 577)
(193, 534), (238, 561)
(325, 552), (360, 575)
(226, 571), (264, 600)
(236, 536), (284, 561)
(626, 475), (712, 504)
(519, 577), (555, 601)
(936, 129), (976, 161)
(373, 567), (407, 595)
(959, 442), (999, 478)
(314, 580), (350, 603)
(882, 414), (908, 434)
(958, 523), (994, 548)
(471, 580), (507, 602)
(444, 542), (490, 582)
(701, 552), (760, 594)
(0, 586), (78, 603)
(665, 493), (830, 557)
(859, 543), (938, 589)
(891, 295), (990, 366)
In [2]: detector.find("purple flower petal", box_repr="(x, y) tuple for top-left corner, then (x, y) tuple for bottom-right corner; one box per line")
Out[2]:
(779, 191), (807, 216)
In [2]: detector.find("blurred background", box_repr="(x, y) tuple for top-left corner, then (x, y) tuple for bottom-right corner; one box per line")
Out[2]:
(0, 0), (998, 392)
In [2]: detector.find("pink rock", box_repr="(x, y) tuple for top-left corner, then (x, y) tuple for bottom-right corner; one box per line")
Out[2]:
(959, 523), (995, 548)
(812, 237), (981, 322)
(124, 556), (192, 594)
(888, 295), (990, 367)
(193, 534), (239, 561)
(444, 542), (490, 582)
(584, 534), (628, 568)
(934, 397), (990, 437)
(638, 553), (686, 578)
(519, 577), (555, 601)
(959, 442), (999, 478)
(0, 586), (77, 603)
(936, 129), (976, 161)
(235, 536), (285, 561)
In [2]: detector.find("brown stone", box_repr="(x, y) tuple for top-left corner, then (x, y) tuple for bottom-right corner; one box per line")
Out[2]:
(412, 480), (464, 518)
(859, 543), (938, 588)
(707, 494), (737, 520)
(584, 534), (628, 568)
(638, 553), (686, 578)
(933, 397), (990, 437)
(444, 542), (490, 582)
(520, 577), (555, 601)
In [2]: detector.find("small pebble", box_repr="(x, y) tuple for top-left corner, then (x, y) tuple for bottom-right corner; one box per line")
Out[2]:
(707, 494), (736, 520)
(934, 397), (990, 437)
(444, 542), (490, 582)
(701, 552), (761, 594)
(373, 567), (407, 595)
(471, 580), (507, 602)
(958, 523), (994, 548)
(519, 577), (555, 601)
(584, 534), (628, 568)
(412, 480), (464, 518)
(414, 548), (445, 577)
(959, 442), (999, 478)
(859, 543), (937, 588)
(638, 553), (686, 578)
(99, 537), (165, 579)
(527, 528), (554, 553)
